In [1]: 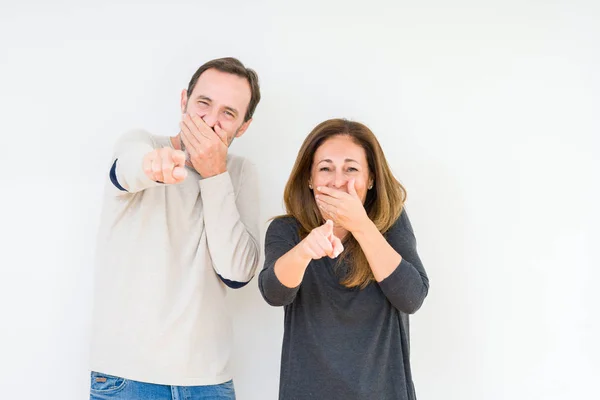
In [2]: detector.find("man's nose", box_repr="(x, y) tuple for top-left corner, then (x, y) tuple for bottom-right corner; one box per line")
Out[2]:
(201, 108), (219, 128)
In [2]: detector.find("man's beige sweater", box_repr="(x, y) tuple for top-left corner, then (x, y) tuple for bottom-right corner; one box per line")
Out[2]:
(90, 129), (260, 385)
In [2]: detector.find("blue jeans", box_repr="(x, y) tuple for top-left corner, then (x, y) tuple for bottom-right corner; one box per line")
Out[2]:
(89, 371), (236, 400)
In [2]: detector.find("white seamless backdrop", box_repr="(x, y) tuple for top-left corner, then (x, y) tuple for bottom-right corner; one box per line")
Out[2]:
(0, 1), (598, 399)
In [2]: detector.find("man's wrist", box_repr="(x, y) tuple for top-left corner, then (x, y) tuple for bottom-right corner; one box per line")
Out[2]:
(202, 166), (227, 178)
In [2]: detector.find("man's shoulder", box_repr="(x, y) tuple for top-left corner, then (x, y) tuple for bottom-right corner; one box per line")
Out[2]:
(116, 128), (152, 143)
(226, 153), (255, 177)
(114, 129), (169, 150)
(226, 152), (247, 164)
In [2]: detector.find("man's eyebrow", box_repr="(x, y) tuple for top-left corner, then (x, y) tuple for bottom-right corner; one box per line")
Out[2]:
(223, 106), (239, 116)
(196, 96), (239, 115)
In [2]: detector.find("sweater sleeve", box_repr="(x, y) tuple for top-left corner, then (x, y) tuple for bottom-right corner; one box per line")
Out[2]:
(199, 158), (260, 288)
(377, 210), (430, 314)
(259, 217), (302, 306)
(108, 130), (163, 195)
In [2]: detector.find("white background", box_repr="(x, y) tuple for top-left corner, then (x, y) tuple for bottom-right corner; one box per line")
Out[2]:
(0, 1), (598, 399)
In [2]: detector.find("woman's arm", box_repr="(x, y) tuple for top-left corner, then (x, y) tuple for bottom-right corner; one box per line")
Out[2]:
(259, 219), (342, 306)
(316, 180), (429, 313)
(354, 211), (429, 314)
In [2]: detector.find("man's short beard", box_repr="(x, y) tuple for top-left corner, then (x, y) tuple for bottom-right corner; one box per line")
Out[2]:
(180, 137), (190, 163)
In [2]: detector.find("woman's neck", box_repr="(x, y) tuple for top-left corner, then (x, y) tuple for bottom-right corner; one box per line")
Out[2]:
(334, 226), (349, 241)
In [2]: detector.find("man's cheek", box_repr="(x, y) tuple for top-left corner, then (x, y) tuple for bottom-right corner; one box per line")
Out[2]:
(218, 127), (233, 145)
(220, 130), (230, 142)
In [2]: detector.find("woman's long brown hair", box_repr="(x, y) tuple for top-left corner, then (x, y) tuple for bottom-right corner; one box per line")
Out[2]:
(280, 119), (407, 289)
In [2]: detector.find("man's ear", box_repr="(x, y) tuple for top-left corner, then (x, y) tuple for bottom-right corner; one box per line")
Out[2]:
(235, 118), (253, 138)
(180, 89), (188, 114)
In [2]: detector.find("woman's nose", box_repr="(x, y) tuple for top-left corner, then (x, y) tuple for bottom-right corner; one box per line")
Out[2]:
(333, 173), (347, 189)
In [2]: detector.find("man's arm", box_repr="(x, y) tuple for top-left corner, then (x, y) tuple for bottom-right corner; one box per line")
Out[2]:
(199, 158), (260, 288)
(109, 130), (186, 195)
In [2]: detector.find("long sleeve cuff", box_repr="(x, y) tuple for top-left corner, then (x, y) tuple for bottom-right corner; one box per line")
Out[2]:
(377, 258), (429, 314)
(259, 266), (301, 307)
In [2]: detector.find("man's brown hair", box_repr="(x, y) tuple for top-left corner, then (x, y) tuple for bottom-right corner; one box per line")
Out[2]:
(186, 57), (260, 122)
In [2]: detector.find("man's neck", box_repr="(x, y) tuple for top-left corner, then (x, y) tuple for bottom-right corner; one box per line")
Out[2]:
(170, 135), (181, 150)
(170, 134), (195, 169)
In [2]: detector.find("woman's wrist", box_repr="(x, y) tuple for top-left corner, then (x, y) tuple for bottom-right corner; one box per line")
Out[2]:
(294, 240), (314, 265)
(351, 216), (376, 238)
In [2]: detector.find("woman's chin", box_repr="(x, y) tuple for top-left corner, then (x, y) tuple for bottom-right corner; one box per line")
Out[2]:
(319, 212), (335, 223)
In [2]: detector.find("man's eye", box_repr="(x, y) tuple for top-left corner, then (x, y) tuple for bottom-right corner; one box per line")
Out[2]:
(198, 101), (209, 105)
(225, 111), (234, 117)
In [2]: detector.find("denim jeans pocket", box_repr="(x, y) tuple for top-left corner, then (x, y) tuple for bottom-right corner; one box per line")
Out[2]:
(214, 380), (235, 399)
(90, 371), (128, 394)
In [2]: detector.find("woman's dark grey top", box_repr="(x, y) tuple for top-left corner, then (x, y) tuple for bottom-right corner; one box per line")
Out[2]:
(259, 211), (429, 400)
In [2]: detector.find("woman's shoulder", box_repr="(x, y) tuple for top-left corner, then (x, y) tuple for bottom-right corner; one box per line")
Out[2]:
(266, 215), (302, 239)
(385, 208), (416, 238)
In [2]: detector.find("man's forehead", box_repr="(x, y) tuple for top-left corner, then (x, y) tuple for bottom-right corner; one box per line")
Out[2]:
(192, 70), (251, 103)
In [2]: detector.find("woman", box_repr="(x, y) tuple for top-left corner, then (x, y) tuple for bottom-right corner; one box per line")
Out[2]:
(259, 119), (429, 400)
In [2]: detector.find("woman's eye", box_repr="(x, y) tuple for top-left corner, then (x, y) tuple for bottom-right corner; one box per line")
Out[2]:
(319, 167), (331, 172)
(347, 167), (358, 172)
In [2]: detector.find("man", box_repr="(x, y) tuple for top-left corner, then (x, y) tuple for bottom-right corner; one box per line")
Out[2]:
(89, 57), (261, 399)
